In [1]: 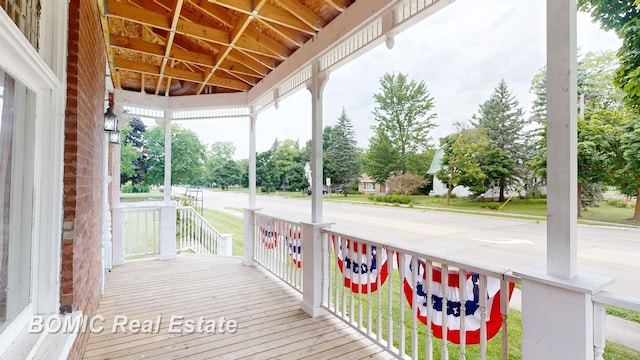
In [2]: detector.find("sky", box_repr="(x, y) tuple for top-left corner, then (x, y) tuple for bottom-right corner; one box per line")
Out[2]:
(172, 0), (622, 160)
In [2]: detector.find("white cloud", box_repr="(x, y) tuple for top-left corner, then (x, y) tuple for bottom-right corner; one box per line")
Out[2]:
(176, 0), (620, 160)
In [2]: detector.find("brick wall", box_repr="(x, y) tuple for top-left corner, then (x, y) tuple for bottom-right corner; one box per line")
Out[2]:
(62, 0), (106, 358)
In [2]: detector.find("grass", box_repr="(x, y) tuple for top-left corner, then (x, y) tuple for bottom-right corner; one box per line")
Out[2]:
(266, 191), (639, 226)
(201, 208), (244, 256)
(607, 306), (640, 323)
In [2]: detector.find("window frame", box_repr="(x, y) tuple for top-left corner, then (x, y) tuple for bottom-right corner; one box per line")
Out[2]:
(0, 5), (67, 353)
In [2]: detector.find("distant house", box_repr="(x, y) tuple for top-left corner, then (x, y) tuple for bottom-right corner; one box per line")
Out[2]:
(426, 147), (471, 197)
(358, 174), (387, 195)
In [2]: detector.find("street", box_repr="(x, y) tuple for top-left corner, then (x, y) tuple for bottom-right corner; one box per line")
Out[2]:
(179, 188), (640, 300)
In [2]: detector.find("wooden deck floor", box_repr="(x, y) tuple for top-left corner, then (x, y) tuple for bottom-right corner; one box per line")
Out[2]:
(83, 254), (396, 360)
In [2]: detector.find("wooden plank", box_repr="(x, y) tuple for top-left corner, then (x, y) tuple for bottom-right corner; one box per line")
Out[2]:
(273, 0), (326, 31)
(82, 255), (392, 360)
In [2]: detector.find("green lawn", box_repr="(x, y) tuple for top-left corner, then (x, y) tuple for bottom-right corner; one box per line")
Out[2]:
(265, 191), (639, 226)
(120, 189), (164, 202)
(201, 208), (244, 256)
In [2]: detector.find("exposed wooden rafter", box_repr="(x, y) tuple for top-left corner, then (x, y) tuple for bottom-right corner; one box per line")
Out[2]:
(100, 0), (351, 96)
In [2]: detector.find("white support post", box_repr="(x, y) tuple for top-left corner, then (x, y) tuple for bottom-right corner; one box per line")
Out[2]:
(159, 113), (176, 260)
(546, 0), (578, 279)
(220, 234), (233, 257)
(163, 114), (172, 205)
(101, 133), (112, 294)
(593, 302), (606, 360)
(301, 222), (331, 317)
(242, 209), (256, 266)
(518, 269), (612, 360)
(111, 112), (124, 266)
(306, 61), (329, 223)
(249, 113), (257, 208)
(158, 205), (176, 260)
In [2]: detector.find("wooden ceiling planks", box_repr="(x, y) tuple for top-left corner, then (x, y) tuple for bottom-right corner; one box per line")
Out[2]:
(99, 0), (353, 96)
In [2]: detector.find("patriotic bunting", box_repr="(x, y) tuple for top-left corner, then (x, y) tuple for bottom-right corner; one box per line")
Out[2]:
(285, 226), (302, 268)
(399, 254), (514, 344)
(334, 235), (389, 293)
(259, 219), (278, 249)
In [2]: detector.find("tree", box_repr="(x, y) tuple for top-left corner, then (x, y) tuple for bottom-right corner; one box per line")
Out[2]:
(619, 119), (640, 220)
(470, 79), (527, 201)
(577, 0), (639, 36)
(615, 19), (640, 112)
(205, 141), (236, 188)
(274, 139), (301, 190)
(326, 108), (360, 195)
(437, 128), (490, 205)
(120, 117), (148, 185)
(256, 146), (278, 193)
(529, 51), (629, 213)
(144, 124), (206, 186)
(366, 72), (437, 180)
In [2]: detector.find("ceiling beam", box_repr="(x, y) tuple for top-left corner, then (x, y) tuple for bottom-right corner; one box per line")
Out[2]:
(97, 0), (118, 89)
(198, 0), (268, 94)
(156, 0), (184, 95)
(257, 18), (305, 47)
(273, 0), (326, 31)
(326, 0), (347, 12)
(210, 0), (315, 35)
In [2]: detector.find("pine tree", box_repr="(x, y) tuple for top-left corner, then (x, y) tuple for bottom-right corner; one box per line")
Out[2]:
(471, 79), (527, 201)
(326, 108), (360, 195)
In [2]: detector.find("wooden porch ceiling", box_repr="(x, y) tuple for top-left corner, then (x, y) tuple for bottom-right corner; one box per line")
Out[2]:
(98, 0), (355, 97)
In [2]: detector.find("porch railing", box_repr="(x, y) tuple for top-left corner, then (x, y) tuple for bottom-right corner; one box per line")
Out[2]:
(253, 212), (303, 292)
(593, 291), (640, 360)
(177, 206), (231, 255)
(121, 205), (231, 259)
(320, 229), (519, 360)
(122, 207), (160, 259)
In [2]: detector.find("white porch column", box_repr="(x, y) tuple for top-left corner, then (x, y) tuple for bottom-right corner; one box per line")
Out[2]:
(159, 112), (176, 260)
(306, 61), (329, 223)
(101, 133), (112, 293)
(546, 0), (578, 279)
(301, 222), (331, 317)
(518, 2), (613, 359)
(242, 209), (256, 266)
(243, 113), (259, 266)
(249, 113), (257, 208)
(163, 113), (172, 205)
(111, 106), (124, 266)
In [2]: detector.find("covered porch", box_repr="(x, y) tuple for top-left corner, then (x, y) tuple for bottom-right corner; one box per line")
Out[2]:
(100, 1), (637, 360)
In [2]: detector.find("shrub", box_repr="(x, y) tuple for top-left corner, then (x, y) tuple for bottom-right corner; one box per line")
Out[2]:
(369, 194), (411, 204)
(480, 202), (500, 210)
(606, 198), (633, 209)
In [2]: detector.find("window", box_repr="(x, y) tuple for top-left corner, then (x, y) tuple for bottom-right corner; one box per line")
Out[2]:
(0, 68), (33, 331)
(363, 182), (375, 191)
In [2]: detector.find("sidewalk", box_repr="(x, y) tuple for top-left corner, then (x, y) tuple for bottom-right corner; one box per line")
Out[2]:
(510, 289), (640, 351)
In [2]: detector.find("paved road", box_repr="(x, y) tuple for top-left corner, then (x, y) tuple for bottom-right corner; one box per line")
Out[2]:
(177, 188), (640, 301)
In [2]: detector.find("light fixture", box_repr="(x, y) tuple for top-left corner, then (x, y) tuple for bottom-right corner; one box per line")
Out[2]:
(108, 130), (121, 145)
(104, 106), (118, 132)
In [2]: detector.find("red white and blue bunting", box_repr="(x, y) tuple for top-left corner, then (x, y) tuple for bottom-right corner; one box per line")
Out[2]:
(334, 235), (389, 294)
(285, 225), (302, 268)
(259, 219), (278, 249)
(398, 254), (514, 344)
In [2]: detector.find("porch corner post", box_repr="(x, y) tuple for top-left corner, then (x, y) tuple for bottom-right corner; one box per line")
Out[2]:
(111, 104), (124, 265)
(301, 222), (330, 317)
(242, 112), (258, 266)
(249, 112), (257, 208)
(163, 113), (172, 205)
(306, 61), (329, 223)
(159, 112), (176, 260)
(242, 209), (256, 266)
(546, 0), (577, 280)
(519, 2), (613, 359)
